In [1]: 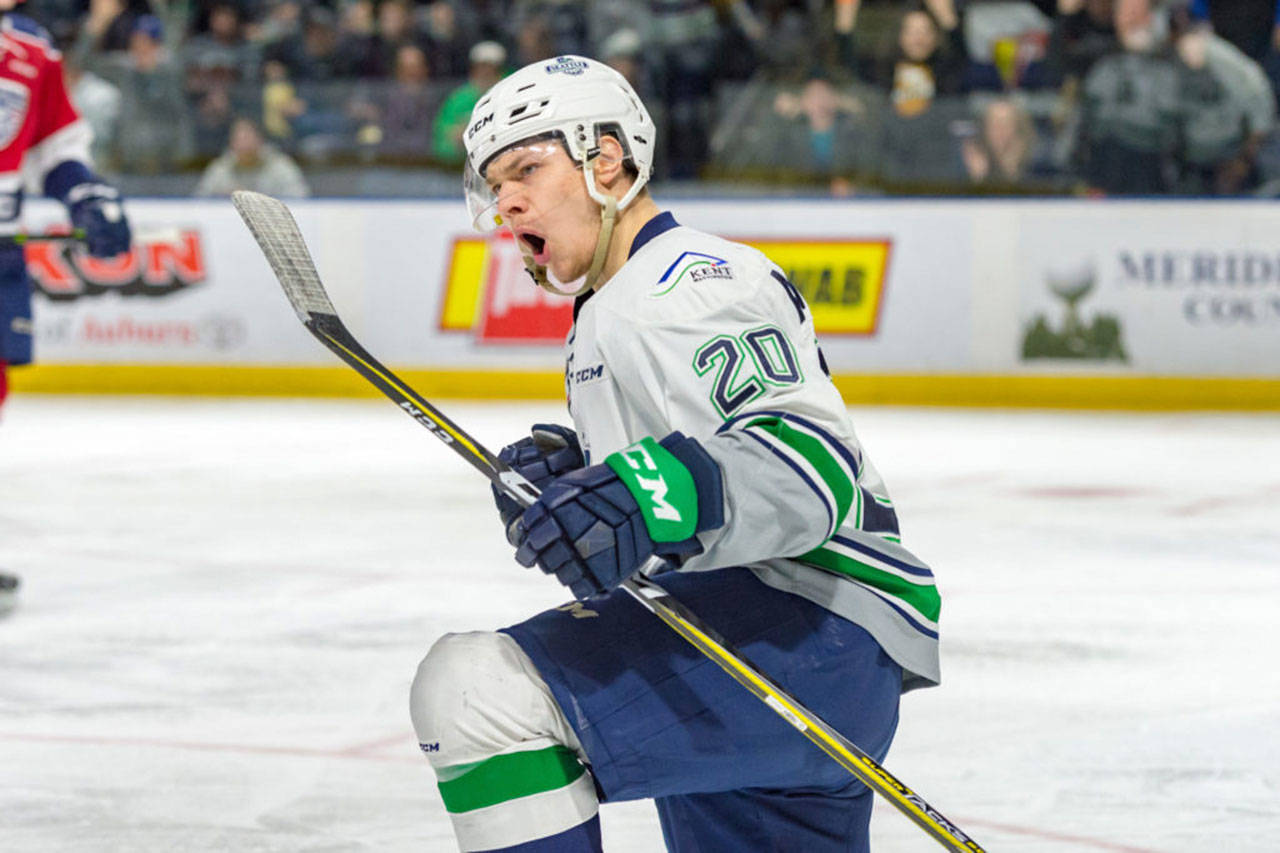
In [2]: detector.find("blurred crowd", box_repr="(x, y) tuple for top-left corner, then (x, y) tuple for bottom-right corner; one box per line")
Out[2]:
(30, 0), (1280, 196)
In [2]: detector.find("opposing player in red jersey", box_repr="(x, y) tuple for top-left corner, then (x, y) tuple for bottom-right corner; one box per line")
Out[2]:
(0, 0), (131, 415)
(0, 0), (132, 614)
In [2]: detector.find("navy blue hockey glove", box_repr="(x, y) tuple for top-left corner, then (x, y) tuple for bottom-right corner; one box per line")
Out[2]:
(66, 183), (131, 258)
(492, 424), (584, 543)
(512, 432), (725, 599)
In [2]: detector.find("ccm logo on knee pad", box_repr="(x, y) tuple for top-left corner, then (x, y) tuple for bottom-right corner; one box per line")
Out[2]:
(420, 742), (440, 753)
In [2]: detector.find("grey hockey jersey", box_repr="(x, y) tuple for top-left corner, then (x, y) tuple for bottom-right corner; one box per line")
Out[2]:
(566, 212), (941, 690)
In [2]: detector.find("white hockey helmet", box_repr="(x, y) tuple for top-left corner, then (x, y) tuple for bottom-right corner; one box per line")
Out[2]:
(462, 55), (656, 233)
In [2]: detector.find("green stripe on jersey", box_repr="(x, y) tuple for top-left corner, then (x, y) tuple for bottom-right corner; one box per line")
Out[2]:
(745, 417), (854, 531)
(800, 545), (942, 623)
(436, 745), (586, 814)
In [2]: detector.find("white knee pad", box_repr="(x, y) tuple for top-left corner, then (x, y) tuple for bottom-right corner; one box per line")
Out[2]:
(410, 631), (584, 770)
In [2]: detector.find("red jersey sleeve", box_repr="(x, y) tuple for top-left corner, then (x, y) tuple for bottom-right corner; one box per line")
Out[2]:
(31, 51), (80, 147)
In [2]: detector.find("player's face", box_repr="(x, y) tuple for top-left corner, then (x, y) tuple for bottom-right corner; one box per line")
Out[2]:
(481, 141), (601, 284)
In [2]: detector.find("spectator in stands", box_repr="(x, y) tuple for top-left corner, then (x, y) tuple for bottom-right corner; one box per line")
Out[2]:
(458, 0), (511, 44)
(962, 0), (1054, 90)
(647, 0), (720, 179)
(870, 6), (970, 185)
(1174, 25), (1276, 194)
(37, 0), (85, 45)
(368, 0), (424, 78)
(367, 44), (440, 157)
(261, 59), (306, 144)
(509, 0), (587, 58)
(512, 9), (556, 66)
(194, 116), (310, 197)
(1074, 0), (1180, 194)
(772, 75), (878, 192)
(879, 4), (968, 106)
(600, 28), (647, 95)
(246, 0), (303, 51)
(713, 0), (765, 81)
(1045, 0), (1119, 85)
(265, 7), (357, 153)
(78, 0), (148, 54)
(100, 15), (194, 173)
(183, 3), (257, 83)
(266, 6), (345, 82)
(433, 40), (506, 166)
(182, 2), (258, 157)
(423, 1), (472, 79)
(64, 52), (122, 172)
(335, 0), (381, 79)
(1185, 0), (1279, 64)
(961, 97), (1042, 185)
(588, 1), (653, 65)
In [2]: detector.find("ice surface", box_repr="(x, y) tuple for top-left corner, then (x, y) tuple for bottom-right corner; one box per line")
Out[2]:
(1, 395), (1277, 852)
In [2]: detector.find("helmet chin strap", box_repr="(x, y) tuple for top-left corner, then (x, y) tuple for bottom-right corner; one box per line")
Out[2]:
(524, 154), (621, 297)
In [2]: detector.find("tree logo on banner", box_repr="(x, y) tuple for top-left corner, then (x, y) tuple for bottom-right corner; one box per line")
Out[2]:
(1022, 261), (1127, 361)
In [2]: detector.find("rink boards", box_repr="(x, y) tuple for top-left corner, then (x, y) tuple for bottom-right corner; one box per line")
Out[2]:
(12, 197), (1280, 409)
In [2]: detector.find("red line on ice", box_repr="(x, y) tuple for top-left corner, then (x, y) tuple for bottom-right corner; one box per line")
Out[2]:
(957, 815), (1165, 852)
(7, 732), (1168, 851)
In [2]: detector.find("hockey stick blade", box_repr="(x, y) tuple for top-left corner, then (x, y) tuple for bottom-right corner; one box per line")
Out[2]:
(233, 190), (984, 853)
(231, 190), (513, 487)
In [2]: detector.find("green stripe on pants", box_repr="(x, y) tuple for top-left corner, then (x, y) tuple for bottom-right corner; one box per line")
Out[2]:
(437, 745), (587, 814)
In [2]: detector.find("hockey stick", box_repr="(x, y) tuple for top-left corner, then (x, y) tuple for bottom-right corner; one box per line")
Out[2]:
(0, 229), (86, 246)
(231, 190), (985, 853)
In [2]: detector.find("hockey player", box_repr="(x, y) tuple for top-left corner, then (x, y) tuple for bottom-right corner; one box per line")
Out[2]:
(411, 55), (941, 852)
(0, 1), (132, 416)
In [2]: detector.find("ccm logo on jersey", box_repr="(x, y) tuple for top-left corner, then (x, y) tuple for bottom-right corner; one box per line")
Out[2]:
(617, 444), (682, 523)
(568, 363), (605, 386)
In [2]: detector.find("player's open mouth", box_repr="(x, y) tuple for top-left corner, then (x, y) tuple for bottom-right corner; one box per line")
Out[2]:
(518, 232), (549, 264)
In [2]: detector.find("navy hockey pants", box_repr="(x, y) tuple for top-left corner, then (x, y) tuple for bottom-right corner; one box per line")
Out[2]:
(502, 566), (902, 852)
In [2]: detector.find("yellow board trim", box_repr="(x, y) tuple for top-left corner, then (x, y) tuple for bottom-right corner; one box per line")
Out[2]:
(9, 364), (1280, 410)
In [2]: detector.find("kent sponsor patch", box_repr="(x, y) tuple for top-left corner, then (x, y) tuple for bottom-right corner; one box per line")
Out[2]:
(653, 252), (732, 296)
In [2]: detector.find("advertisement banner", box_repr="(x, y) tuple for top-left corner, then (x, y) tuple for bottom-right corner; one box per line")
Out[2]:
(1018, 204), (1280, 376)
(27, 198), (1275, 386)
(743, 239), (892, 336)
(435, 233), (897, 343)
(439, 232), (574, 344)
(26, 200), (321, 364)
(23, 199), (972, 374)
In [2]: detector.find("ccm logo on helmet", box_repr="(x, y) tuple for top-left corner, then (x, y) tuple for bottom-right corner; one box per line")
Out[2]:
(467, 112), (494, 140)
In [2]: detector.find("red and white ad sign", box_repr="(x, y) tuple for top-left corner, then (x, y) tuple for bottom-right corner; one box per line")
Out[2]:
(440, 231), (574, 344)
